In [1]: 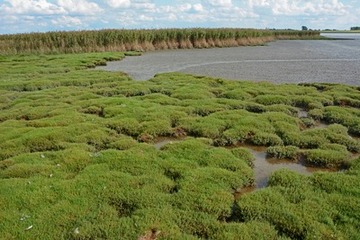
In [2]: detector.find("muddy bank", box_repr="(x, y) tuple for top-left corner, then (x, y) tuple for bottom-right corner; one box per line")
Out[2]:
(97, 34), (360, 85)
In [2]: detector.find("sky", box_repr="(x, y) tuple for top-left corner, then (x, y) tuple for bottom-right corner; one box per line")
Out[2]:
(0, 0), (359, 34)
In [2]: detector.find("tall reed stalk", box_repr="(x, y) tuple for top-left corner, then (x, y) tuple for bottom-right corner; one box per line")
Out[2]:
(0, 28), (320, 54)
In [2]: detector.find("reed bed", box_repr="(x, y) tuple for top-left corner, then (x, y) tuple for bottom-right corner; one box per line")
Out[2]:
(0, 28), (320, 54)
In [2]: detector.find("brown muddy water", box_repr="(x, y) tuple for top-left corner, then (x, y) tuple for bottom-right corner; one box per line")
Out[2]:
(97, 33), (360, 85)
(242, 145), (335, 189)
(153, 138), (335, 192)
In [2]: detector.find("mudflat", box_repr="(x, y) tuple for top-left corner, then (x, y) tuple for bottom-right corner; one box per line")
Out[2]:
(98, 33), (360, 85)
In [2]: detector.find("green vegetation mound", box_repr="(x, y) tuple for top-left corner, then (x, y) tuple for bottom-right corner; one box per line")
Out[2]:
(0, 53), (360, 239)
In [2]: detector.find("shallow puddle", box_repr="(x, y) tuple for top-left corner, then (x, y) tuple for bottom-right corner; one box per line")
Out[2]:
(233, 185), (256, 199)
(154, 138), (338, 197)
(153, 137), (186, 150)
(244, 145), (335, 188)
(298, 109), (308, 118)
(298, 109), (328, 129)
(315, 122), (329, 129)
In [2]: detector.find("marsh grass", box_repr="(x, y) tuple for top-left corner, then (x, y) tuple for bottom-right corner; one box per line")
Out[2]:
(235, 166), (360, 239)
(0, 28), (320, 54)
(1, 52), (360, 239)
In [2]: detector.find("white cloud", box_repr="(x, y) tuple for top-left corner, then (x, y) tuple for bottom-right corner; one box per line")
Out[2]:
(139, 14), (153, 21)
(205, 0), (232, 8)
(1, 0), (65, 15)
(177, 4), (192, 12)
(166, 13), (177, 21)
(157, 3), (203, 15)
(113, 12), (137, 26)
(51, 15), (83, 27)
(132, 1), (156, 12)
(57, 0), (102, 15)
(106, 0), (131, 8)
(248, 0), (270, 8)
(249, 0), (348, 16)
(193, 4), (204, 12)
(149, 1), (257, 26)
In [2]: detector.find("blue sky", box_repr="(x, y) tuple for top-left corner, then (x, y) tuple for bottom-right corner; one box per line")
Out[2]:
(0, 0), (359, 34)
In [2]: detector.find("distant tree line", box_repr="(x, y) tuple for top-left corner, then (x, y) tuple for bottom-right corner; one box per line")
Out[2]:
(351, 27), (360, 30)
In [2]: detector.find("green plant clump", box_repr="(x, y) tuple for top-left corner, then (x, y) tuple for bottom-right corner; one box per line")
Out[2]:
(0, 52), (360, 239)
(267, 145), (300, 160)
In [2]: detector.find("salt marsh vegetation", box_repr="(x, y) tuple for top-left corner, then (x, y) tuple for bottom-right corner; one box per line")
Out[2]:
(1, 51), (360, 239)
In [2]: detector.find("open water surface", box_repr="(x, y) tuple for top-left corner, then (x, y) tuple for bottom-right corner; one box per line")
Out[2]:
(97, 33), (360, 85)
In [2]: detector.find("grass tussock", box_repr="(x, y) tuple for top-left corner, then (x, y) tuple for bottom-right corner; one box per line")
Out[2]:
(0, 53), (360, 239)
